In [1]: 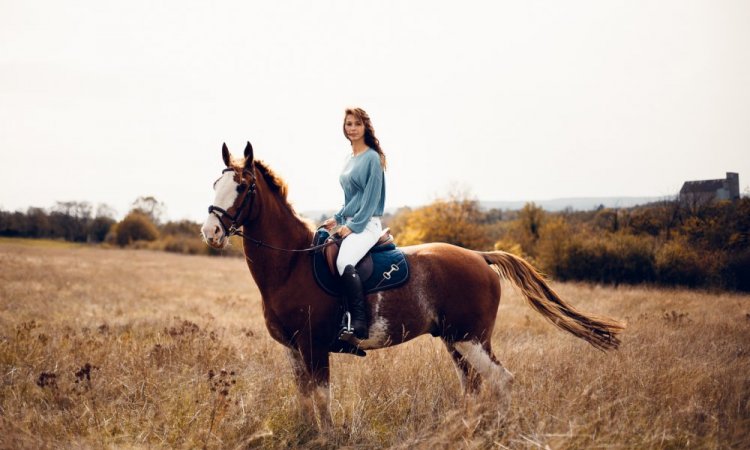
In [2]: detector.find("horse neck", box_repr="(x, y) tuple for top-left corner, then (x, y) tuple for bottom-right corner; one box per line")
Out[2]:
(241, 189), (313, 296)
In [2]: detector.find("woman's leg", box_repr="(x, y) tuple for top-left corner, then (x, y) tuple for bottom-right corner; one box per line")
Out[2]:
(336, 218), (381, 340)
(336, 218), (382, 275)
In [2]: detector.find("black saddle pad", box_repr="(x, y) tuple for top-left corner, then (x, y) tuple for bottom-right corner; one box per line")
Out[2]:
(312, 229), (409, 296)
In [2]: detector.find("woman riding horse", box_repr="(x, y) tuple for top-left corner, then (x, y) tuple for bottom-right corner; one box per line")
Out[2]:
(322, 107), (387, 341)
(201, 139), (624, 428)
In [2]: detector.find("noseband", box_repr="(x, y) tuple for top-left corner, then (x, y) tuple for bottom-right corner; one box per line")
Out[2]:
(208, 167), (257, 238)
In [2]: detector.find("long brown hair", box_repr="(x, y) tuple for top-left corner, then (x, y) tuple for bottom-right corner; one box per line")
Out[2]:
(343, 107), (387, 170)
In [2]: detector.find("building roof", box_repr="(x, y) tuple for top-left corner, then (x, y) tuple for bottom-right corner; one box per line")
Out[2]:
(680, 179), (725, 194)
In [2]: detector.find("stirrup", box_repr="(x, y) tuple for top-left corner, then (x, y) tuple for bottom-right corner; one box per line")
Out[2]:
(338, 311), (356, 343)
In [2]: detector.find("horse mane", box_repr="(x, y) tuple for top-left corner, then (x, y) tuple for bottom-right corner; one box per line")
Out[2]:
(234, 158), (315, 231)
(254, 160), (289, 198)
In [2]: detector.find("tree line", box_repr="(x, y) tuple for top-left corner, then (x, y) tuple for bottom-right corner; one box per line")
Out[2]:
(3, 194), (748, 290)
(0, 202), (116, 243)
(388, 194), (750, 292)
(0, 197), (242, 257)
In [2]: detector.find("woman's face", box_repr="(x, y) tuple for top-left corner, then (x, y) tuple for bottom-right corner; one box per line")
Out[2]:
(344, 114), (365, 142)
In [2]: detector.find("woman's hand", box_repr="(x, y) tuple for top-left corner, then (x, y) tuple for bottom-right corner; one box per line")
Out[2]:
(338, 225), (353, 238)
(322, 217), (337, 230)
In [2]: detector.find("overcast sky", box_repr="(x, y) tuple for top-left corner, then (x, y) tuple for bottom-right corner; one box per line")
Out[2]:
(1, 1), (748, 222)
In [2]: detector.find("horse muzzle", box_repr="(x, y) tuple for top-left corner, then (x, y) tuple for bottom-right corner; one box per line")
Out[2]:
(205, 236), (228, 249)
(201, 217), (229, 249)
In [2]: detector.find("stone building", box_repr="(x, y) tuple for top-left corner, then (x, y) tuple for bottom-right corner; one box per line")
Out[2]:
(679, 172), (740, 205)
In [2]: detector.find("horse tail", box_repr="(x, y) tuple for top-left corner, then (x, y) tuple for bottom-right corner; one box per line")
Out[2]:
(481, 251), (624, 351)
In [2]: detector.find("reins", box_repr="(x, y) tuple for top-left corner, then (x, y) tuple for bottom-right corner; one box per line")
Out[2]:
(208, 167), (340, 254)
(240, 232), (340, 253)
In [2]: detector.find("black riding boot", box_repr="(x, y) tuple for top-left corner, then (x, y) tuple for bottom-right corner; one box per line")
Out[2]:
(342, 265), (368, 340)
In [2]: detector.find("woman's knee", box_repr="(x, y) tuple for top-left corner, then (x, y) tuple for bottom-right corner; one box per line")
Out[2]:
(336, 259), (350, 276)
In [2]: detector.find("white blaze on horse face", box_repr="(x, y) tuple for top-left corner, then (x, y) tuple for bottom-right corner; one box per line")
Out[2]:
(201, 171), (240, 248)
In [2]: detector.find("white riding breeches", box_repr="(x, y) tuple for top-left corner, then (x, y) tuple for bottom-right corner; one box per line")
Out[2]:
(337, 217), (383, 276)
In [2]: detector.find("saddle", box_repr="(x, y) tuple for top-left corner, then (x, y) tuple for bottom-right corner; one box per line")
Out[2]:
(311, 227), (410, 358)
(324, 228), (394, 279)
(311, 228), (409, 297)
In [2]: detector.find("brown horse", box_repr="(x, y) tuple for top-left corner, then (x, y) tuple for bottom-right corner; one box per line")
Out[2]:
(201, 142), (624, 425)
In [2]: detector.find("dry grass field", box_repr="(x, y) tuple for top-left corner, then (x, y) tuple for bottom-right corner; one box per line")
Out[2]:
(0, 238), (748, 449)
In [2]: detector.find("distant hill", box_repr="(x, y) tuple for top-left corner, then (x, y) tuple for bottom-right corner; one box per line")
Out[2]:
(480, 196), (667, 211)
(299, 210), (336, 222)
(300, 196), (668, 220)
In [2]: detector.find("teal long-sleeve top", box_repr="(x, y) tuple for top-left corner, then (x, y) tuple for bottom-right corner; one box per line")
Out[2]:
(333, 148), (386, 233)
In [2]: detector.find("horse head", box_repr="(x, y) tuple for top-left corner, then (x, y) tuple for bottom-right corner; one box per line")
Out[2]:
(201, 141), (257, 249)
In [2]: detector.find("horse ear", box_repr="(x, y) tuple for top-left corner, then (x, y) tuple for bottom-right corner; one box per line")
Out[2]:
(222, 143), (230, 167)
(243, 141), (254, 167)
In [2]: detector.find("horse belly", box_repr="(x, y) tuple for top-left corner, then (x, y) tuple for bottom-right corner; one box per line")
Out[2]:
(357, 244), (500, 350)
(402, 243), (502, 342)
(357, 288), (435, 350)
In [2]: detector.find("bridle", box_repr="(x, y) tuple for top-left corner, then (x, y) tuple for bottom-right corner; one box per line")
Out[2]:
(207, 166), (340, 253)
(207, 167), (257, 239)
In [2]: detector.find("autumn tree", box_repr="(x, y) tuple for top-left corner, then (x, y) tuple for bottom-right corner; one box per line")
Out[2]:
(115, 211), (159, 246)
(390, 191), (491, 249)
(536, 215), (572, 276)
(510, 202), (545, 257)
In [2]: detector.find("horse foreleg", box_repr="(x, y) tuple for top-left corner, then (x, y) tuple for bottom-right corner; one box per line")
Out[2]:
(286, 346), (332, 429)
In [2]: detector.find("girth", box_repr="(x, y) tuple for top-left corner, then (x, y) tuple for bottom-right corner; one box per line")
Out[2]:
(324, 228), (394, 279)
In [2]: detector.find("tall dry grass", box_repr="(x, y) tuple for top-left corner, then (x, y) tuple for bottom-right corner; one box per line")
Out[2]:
(0, 238), (748, 449)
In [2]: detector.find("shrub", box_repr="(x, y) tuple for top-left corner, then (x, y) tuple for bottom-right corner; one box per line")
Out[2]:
(162, 235), (209, 255)
(655, 240), (708, 287)
(612, 234), (657, 283)
(115, 212), (159, 247)
(160, 220), (201, 236)
(537, 216), (572, 277)
(560, 239), (600, 282)
(593, 208), (620, 233)
(511, 202), (545, 257)
(628, 208), (663, 236)
(558, 233), (655, 284)
(723, 249), (750, 291)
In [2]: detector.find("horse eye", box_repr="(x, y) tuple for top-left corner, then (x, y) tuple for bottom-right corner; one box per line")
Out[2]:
(236, 184), (246, 193)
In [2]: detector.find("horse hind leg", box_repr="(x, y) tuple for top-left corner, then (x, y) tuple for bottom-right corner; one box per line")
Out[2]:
(444, 341), (482, 394)
(452, 340), (514, 400)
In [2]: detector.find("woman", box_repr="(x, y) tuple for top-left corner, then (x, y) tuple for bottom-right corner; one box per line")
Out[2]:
(323, 107), (387, 340)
